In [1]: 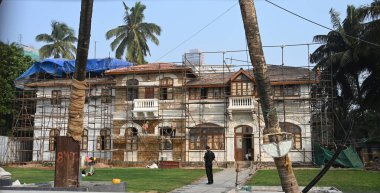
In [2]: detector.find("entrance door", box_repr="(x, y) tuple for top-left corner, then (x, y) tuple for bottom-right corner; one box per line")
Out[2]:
(234, 125), (253, 161)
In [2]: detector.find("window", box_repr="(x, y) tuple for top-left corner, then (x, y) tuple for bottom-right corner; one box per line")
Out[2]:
(160, 78), (173, 100)
(189, 88), (199, 100)
(279, 122), (302, 149)
(189, 87), (223, 100)
(101, 89), (112, 103)
(273, 85), (300, 97)
(231, 82), (253, 96)
(126, 79), (138, 101)
(97, 128), (111, 150)
(49, 129), (60, 151)
(159, 127), (173, 150)
(80, 129), (88, 150)
(51, 90), (61, 105)
(125, 127), (138, 151)
(189, 124), (224, 150)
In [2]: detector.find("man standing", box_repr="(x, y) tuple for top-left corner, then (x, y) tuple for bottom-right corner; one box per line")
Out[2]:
(204, 145), (215, 184)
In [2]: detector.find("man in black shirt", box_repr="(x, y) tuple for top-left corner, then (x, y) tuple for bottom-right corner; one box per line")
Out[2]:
(204, 145), (215, 184)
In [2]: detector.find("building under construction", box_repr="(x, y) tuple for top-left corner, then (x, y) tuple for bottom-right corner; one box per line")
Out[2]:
(5, 49), (334, 166)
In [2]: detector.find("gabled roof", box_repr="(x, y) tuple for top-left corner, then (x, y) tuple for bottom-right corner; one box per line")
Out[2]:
(230, 68), (255, 83)
(187, 65), (315, 87)
(105, 63), (196, 77)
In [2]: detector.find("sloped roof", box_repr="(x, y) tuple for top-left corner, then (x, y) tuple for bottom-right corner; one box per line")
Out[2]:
(105, 63), (196, 76)
(25, 78), (115, 87)
(266, 65), (314, 83)
(187, 65), (315, 86)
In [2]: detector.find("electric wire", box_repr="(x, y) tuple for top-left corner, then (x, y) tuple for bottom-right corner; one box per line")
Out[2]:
(154, 2), (239, 62)
(264, 0), (380, 47)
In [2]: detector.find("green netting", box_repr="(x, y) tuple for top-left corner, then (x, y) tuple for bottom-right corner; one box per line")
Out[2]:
(314, 144), (364, 168)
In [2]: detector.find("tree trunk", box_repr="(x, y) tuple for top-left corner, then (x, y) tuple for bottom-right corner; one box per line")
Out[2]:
(238, 0), (300, 192)
(67, 0), (94, 141)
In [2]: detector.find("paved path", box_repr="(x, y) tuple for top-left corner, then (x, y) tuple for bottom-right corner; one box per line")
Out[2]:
(170, 166), (256, 193)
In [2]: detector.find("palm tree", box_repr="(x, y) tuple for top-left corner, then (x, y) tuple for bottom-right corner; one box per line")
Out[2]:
(239, 0), (299, 192)
(35, 21), (78, 59)
(311, 6), (365, 109)
(356, 0), (380, 112)
(106, 1), (161, 64)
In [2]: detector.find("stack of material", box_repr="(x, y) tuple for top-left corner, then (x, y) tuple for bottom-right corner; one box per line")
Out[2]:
(0, 167), (11, 186)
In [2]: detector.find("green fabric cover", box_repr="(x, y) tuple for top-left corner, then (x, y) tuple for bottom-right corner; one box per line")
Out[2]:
(314, 145), (364, 168)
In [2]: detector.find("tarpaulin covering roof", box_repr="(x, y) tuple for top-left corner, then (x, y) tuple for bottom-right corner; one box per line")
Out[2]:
(16, 58), (133, 80)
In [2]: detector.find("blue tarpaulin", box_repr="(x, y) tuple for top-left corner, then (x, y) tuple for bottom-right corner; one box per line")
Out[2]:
(16, 58), (132, 80)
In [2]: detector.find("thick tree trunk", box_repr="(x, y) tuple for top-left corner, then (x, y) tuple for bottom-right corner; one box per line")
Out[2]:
(67, 0), (94, 141)
(239, 0), (300, 192)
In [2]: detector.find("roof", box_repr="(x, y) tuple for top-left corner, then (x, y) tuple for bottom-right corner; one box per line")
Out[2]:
(25, 78), (115, 88)
(105, 63), (196, 76)
(187, 65), (315, 87)
(266, 65), (314, 83)
(16, 58), (132, 80)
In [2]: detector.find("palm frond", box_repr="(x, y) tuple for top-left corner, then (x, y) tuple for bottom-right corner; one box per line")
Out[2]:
(35, 34), (54, 43)
(110, 33), (126, 51)
(329, 8), (342, 30)
(39, 44), (55, 59)
(105, 26), (127, 40)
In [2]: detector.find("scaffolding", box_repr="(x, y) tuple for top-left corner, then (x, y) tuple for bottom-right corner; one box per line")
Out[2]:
(5, 44), (334, 166)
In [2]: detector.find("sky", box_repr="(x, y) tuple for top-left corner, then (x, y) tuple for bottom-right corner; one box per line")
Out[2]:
(0, 0), (374, 68)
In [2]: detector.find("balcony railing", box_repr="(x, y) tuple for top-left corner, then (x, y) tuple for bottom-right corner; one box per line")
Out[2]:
(228, 96), (255, 110)
(133, 99), (158, 111)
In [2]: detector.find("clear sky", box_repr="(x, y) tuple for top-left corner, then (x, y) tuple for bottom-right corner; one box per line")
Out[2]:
(0, 0), (373, 68)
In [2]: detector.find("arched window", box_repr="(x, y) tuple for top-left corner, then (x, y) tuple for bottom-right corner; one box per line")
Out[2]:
(279, 122), (302, 149)
(125, 127), (138, 151)
(49, 129), (60, 151)
(97, 128), (111, 150)
(160, 77), (173, 100)
(126, 79), (139, 101)
(81, 129), (88, 150)
(189, 123), (224, 150)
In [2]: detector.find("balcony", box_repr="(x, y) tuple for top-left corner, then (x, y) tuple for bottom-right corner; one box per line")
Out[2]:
(227, 96), (256, 120)
(132, 99), (159, 118)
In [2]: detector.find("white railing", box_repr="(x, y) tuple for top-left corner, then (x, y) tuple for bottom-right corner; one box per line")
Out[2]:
(228, 96), (255, 110)
(133, 99), (158, 111)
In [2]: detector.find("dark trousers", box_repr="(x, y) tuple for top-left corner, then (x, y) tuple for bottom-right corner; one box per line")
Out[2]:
(205, 165), (213, 183)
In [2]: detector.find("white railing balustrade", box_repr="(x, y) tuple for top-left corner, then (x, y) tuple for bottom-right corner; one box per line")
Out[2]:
(228, 96), (255, 110)
(133, 99), (158, 111)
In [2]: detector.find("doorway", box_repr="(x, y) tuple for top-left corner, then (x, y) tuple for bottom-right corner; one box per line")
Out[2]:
(234, 125), (253, 161)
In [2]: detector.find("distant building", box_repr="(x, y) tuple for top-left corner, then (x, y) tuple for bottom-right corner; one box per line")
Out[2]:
(182, 49), (204, 67)
(20, 44), (40, 60)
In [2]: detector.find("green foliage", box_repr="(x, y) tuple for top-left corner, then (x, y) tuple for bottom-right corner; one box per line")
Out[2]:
(4, 167), (211, 193)
(35, 20), (77, 59)
(246, 169), (380, 193)
(106, 1), (161, 64)
(310, 1), (380, 140)
(0, 42), (34, 135)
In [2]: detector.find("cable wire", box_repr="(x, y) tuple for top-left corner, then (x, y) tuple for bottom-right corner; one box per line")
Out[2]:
(264, 0), (380, 47)
(154, 2), (239, 62)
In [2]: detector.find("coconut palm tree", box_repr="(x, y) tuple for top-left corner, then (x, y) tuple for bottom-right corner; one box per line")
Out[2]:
(357, 0), (380, 112)
(35, 21), (77, 59)
(239, 0), (300, 192)
(311, 6), (365, 108)
(106, 1), (161, 64)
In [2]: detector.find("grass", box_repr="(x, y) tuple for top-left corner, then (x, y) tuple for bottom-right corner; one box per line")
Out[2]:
(4, 167), (210, 193)
(246, 169), (380, 193)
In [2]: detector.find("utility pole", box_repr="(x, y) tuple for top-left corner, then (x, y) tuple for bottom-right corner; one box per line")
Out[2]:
(238, 0), (300, 192)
